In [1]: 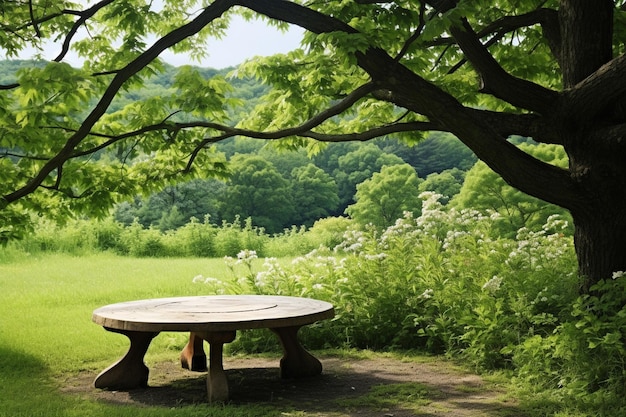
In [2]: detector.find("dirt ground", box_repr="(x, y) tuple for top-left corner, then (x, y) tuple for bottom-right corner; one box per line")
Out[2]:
(63, 354), (522, 416)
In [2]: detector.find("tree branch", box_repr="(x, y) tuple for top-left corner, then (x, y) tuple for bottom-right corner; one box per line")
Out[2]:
(3, 0), (238, 205)
(238, 0), (357, 34)
(559, 54), (626, 125)
(54, 0), (117, 62)
(465, 109), (561, 144)
(28, 0), (41, 38)
(0, 83), (19, 90)
(451, 8), (560, 74)
(354, 47), (576, 208)
(232, 0), (577, 208)
(449, 18), (558, 114)
(2, 0), (578, 213)
(394, 3), (427, 61)
(185, 121), (438, 172)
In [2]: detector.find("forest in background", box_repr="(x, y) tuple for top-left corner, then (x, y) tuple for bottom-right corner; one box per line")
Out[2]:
(0, 59), (569, 239)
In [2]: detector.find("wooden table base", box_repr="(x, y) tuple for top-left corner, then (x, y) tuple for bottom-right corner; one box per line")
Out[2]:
(179, 326), (323, 401)
(94, 328), (158, 390)
(96, 327), (324, 402)
(271, 326), (323, 378)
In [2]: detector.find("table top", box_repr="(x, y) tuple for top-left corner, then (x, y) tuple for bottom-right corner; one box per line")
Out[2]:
(92, 295), (335, 332)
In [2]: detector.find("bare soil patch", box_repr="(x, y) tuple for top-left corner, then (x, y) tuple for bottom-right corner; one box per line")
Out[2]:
(63, 354), (522, 416)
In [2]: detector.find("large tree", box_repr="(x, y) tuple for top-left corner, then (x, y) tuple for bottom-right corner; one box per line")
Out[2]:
(1, 0), (625, 292)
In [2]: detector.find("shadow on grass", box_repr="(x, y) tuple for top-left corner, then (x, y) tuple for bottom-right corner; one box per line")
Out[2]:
(0, 345), (70, 417)
(87, 355), (527, 416)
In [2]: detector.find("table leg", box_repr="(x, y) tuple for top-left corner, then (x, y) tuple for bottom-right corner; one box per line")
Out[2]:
(196, 331), (236, 402)
(180, 332), (208, 372)
(94, 328), (158, 390)
(271, 326), (323, 379)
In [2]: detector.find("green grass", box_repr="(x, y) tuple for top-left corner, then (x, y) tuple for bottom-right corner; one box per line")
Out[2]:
(337, 382), (432, 412)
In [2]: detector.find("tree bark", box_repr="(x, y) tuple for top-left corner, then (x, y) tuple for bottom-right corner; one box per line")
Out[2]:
(559, 0), (613, 87)
(573, 209), (626, 293)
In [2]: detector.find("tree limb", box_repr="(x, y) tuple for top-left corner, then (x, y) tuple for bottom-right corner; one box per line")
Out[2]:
(449, 18), (558, 114)
(54, 0), (116, 62)
(3, 0), (238, 205)
(353, 47), (576, 208)
(0, 83), (19, 90)
(231, 0), (576, 208)
(559, 54), (626, 125)
(28, 0), (41, 38)
(465, 109), (561, 144)
(422, 5), (561, 71)
(394, 2), (427, 61)
(1, 0), (577, 213)
(185, 121), (438, 171)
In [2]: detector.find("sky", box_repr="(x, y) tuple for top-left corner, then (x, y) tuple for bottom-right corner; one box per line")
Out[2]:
(4, 10), (303, 70)
(161, 15), (304, 69)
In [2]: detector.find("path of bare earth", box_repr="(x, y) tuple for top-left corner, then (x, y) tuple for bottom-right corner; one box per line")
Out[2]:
(62, 353), (522, 416)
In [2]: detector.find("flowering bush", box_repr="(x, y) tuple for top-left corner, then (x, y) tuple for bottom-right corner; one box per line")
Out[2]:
(196, 194), (579, 362)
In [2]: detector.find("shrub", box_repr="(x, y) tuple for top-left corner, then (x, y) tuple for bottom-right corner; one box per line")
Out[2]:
(264, 226), (317, 257)
(307, 216), (353, 249)
(513, 273), (626, 413)
(195, 193), (579, 366)
(165, 216), (217, 257)
(22, 218), (97, 254)
(92, 217), (125, 252)
(119, 221), (167, 257)
(213, 217), (267, 257)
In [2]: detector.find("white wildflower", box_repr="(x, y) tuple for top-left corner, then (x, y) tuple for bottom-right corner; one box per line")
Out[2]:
(255, 271), (270, 288)
(612, 271), (625, 280)
(419, 289), (434, 299)
(482, 275), (503, 293)
(224, 256), (235, 267)
(364, 253), (388, 261)
(236, 249), (257, 263)
(344, 242), (362, 252)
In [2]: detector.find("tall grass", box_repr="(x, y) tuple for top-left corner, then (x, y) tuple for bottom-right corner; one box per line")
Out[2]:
(9, 215), (344, 259)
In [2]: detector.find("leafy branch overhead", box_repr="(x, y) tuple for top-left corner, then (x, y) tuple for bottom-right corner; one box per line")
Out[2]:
(2, 0), (626, 288)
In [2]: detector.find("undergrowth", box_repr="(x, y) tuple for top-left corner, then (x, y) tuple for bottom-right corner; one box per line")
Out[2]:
(193, 193), (625, 416)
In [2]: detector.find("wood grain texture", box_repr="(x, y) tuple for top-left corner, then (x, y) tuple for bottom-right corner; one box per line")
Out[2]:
(92, 295), (334, 332)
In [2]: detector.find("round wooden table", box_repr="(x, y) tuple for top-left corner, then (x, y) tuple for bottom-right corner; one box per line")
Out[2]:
(92, 295), (334, 402)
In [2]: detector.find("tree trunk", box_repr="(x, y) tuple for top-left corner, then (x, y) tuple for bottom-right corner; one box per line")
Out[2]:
(573, 209), (626, 293)
(567, 128), (626, 292)
(558, 0), (623, 293)
(559, 0), (613, 87)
